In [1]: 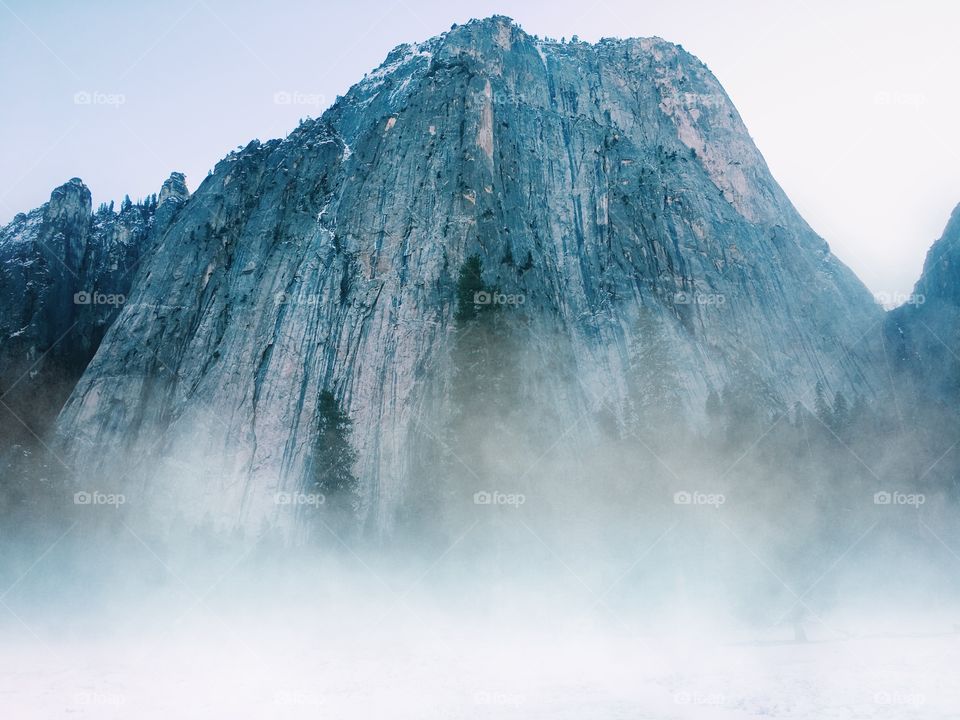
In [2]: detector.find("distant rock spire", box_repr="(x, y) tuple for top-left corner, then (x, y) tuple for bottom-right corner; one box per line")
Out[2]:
(159, 171), (189, 205)
(43, 177), (92, 270)
(46, 177), (92, 222)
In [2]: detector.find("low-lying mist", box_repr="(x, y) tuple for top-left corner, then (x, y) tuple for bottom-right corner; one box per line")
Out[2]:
(3, 292), (959, 717)
(3, 405), (960, 718)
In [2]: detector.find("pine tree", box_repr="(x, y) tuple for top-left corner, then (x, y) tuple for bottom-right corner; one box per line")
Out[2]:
(308, 391), (359, 504)
(433, 256), (521, 512)
(814, 381), (831, 427)
(454, 254), (485, 325)
(717, 353), (783, 449)
(704, 388), (724, 448)
(830, 391), (850, 436)
(448, 255), (517, 459)
(627, 307), (684, 442)
(705, 389), (722, 420)
(845, 394), (872, 450)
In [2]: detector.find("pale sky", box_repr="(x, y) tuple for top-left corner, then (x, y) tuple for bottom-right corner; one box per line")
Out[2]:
(1, 0), (957, 300)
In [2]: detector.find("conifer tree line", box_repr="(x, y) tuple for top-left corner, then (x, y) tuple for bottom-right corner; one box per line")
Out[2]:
(1, 250), (957, 557)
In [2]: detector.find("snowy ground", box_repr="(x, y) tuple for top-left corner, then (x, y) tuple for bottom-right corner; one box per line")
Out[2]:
(3, 516), (959, 718)
(3, 610), (958, 718)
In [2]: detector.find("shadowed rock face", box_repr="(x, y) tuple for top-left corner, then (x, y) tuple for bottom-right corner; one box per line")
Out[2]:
(885, 204), (960, 410)
(0, 175), (188, 447)
(4, 17), (888, 532)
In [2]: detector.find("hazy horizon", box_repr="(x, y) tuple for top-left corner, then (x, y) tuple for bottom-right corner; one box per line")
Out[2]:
(1, 0), (959, 300)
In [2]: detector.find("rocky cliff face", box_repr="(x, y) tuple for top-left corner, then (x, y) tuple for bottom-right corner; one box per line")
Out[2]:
(0, 175), (187, 446)
(7, 17), (887, 533)
(885, 204), (960, 409)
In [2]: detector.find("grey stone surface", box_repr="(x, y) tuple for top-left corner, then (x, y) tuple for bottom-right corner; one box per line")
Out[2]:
(2, 17), (911, 532)
(885, 203), (960, 408)
(0, 174), (187, 442)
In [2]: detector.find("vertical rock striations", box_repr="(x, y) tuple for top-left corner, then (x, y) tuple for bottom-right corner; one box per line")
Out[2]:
(27, 17), (888, 532)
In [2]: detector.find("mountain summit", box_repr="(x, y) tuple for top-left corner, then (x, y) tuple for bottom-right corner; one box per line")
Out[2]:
(3, 18), (897, 531)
